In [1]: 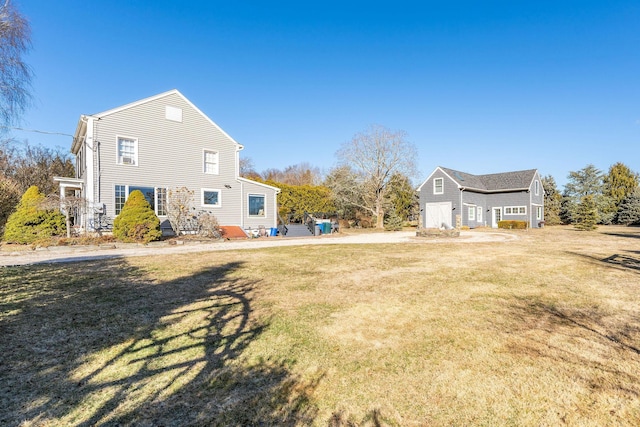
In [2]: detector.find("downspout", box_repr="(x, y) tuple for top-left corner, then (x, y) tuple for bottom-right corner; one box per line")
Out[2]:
(459, 187), (464, 229)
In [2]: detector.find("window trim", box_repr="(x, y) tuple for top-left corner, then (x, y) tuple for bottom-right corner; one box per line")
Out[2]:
(535, 180), (540, 196)
(201, 188), (222, 208)
(248, 193), (266, 217)
(116, 135), (138, 166)
(536, 206), (543, 220)
(433, 178), (444, 195)
(203, 149), (219, 175)
(468, 205), (476, 221)
(477, 206), (483, 223)
(114, 184), (168, 216)
(504, 206), (527, 215)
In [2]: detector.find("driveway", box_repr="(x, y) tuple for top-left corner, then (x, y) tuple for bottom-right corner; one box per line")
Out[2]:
(0, 230), (518, 267)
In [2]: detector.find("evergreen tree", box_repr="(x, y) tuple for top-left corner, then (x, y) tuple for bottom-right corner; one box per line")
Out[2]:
(541, 175), (563, 225)
(604, 162), (639, 222)
(574, 195), (598, 231)
(564, 164), (608, 224)
(384, 207), (404, 231)
(616, 187), (640, 225)
(113, 190), (161, 243)
(3, 185), (66, 243)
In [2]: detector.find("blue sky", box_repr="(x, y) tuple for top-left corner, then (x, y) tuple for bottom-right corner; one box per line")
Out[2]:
(9, 0), (640, 187)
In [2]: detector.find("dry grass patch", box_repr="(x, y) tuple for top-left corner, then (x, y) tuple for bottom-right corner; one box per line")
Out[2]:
(1, 225), (640, 425)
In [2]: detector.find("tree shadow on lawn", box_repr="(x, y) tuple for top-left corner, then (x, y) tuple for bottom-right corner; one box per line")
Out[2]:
(567, 250), (640, 273)
(0, 258), (319, 426)
(495, 296), (640, 400)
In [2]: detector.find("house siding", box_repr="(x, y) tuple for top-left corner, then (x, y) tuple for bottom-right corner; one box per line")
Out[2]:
(419, 167), (545, 229)
(73, 91), (278, 230)
(241, 179), (278, 229)
(419, 168), (460, 228)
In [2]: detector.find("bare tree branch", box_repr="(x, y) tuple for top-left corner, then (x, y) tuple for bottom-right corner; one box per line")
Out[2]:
(0, 0), (32, 128)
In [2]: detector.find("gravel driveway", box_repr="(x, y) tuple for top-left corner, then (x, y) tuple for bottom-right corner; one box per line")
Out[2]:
(0, 230), (518, 267)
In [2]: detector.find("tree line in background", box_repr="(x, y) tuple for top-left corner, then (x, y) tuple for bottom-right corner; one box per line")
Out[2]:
(542, 162), (640, 230)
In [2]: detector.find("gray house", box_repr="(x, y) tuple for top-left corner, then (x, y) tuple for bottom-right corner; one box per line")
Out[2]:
(417, 166), (545, 229)
(55, 90), (279, 233)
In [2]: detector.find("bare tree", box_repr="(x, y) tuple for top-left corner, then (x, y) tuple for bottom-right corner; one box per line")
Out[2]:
(0, 0), (32, 128)
(42, 193), (87, 238)
(239, 156), (261, 179)
(166, 186), (195, 235)
(336, 125), (418, 229)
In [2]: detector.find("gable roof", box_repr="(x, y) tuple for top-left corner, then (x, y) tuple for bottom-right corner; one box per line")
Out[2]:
(418, 166), (539, 193)
(71, 89), (243, 154)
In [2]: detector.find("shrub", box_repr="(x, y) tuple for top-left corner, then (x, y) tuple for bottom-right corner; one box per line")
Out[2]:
(197, 212), (221, 238)
(498, 220), (528, 230)
(3, 186), (66, 244)
(113, 190), (161, 243)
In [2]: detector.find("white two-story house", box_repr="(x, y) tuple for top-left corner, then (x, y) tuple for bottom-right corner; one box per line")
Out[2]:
(55, 90), (279, 234)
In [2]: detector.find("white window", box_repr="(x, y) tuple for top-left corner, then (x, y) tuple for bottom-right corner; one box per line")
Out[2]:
(535, 180), (540, 196)
(434, 178), (444, 194)
(505, 206), (526, 215)
(468, 205), (476, 221)
(202, 188), (221, 207)
(117, 136), (138, 166)
(477, 207), (483, 223)
(537, 206), (543, 220)
(115, 185), (168, 216)
(248, 194), (265, 217)
(204, 150), (219, 174)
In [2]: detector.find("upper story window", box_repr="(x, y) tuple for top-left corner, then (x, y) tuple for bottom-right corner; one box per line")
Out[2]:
(535, 180), (540, 195)
(434, 178), (444, 194)
(204, 150), (219, 174)
(117, 136), (138, 166)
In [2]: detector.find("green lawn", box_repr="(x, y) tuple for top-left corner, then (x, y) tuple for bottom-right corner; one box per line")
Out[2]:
(1, 226), (640, 426)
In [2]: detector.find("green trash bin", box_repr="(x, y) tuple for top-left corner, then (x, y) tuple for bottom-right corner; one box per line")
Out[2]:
(322, 222), (331, 234)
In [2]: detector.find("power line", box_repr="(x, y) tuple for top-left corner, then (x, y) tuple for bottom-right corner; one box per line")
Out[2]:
(0, 125), (73, 137)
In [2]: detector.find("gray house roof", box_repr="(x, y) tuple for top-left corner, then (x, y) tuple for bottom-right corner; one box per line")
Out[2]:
(440, 167), (538, 193)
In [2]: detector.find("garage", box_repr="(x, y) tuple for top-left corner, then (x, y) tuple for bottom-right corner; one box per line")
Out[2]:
(423, 202), (452, 229)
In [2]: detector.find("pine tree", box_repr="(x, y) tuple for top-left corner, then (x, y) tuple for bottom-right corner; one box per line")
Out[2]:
(541, 175), (563, 225)
(113, 190), (161, 243)
(616, 187), (640, 225)
(604, 162), (639, 222)
(574, 195), (598, 231)
(384, 207), (403, 231)
(3, 185), (66, 243)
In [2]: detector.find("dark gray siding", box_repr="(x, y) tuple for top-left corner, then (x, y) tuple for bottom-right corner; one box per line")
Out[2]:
(420, 168), (461, 228)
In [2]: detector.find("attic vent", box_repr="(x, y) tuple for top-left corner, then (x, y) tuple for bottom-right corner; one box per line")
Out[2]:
(453, 171), (465, 181)
(165, 106), (183, 122)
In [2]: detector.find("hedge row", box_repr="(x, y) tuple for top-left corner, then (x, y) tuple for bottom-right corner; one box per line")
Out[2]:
(497, 220), (528, 229)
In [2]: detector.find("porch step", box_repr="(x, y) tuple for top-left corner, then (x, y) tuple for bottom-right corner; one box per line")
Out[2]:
(283, 224), (314, 237)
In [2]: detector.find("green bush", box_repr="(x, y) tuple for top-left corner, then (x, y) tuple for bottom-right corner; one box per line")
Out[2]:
(3, 186), (66, 244)
(113, 190), (161, 243)
(497, 220), (528, 230)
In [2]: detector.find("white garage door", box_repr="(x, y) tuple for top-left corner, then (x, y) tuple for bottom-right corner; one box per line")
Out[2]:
(424, 202), (452, 228)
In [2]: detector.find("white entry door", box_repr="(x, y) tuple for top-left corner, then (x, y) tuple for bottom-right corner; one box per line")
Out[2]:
(424, 202), (452, 228)
(492, 207), (502, 228)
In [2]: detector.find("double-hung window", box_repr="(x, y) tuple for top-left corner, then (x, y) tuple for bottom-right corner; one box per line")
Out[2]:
(477, 207), (483, 223)
(434, 178), (444, 194)
(204, 150), (219, 174)
(468, 205), (476, 221)
(248, 194), (265, 217)
(117, 137), (138, 165)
